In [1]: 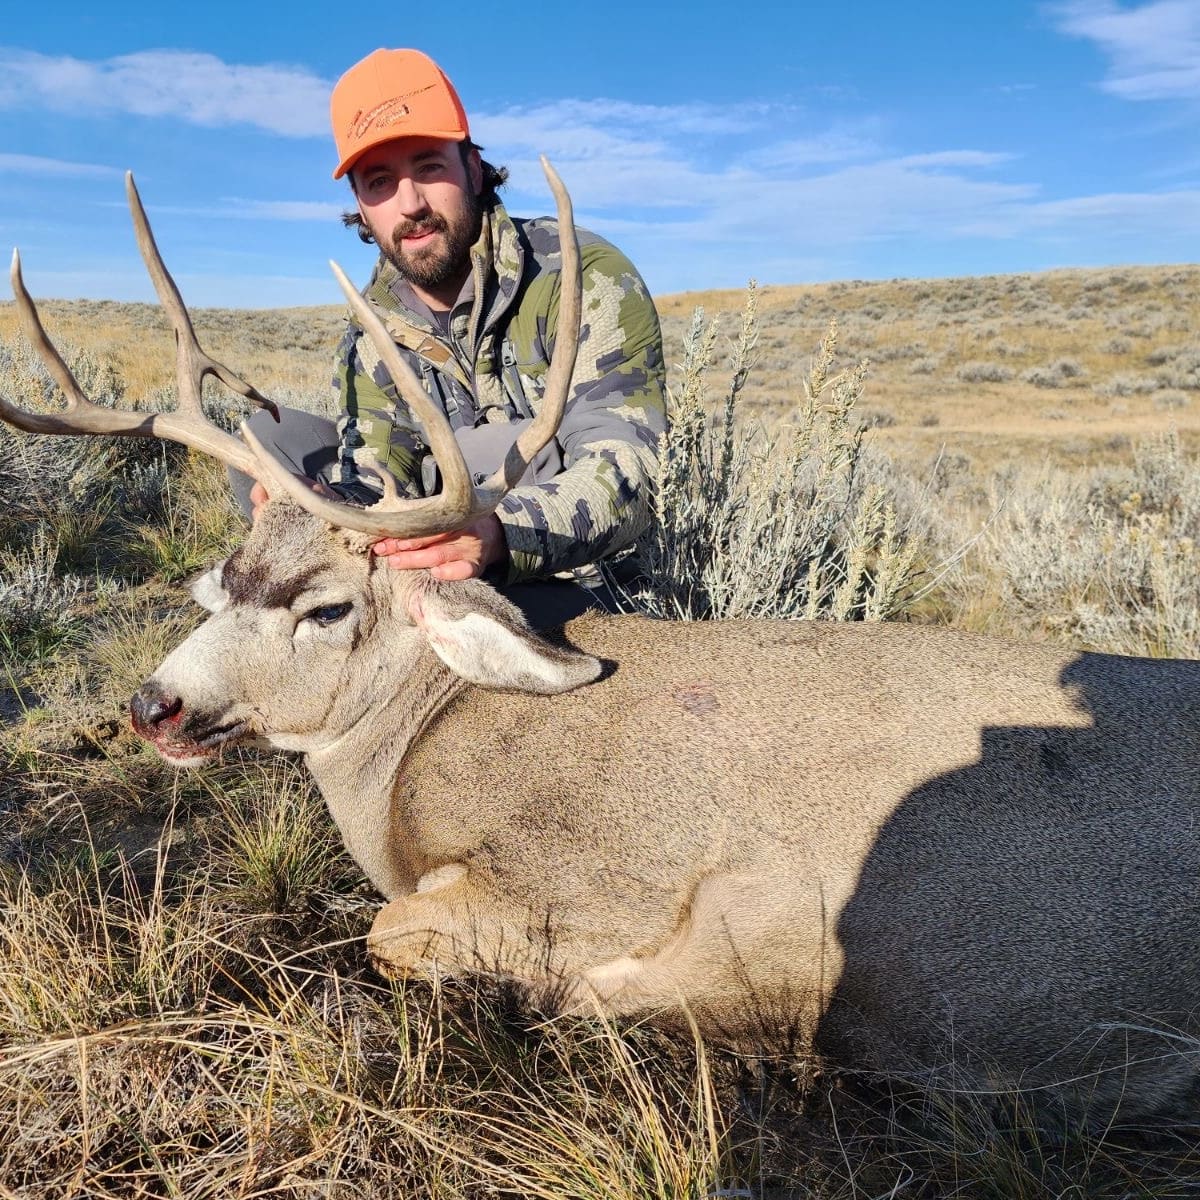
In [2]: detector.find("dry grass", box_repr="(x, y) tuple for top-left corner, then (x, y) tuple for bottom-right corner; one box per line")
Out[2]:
(3, 261), (1200, 1195)
(0, 299), (342, 419)
(657, 264), (1200, 476)
(7, 261), (1199, 473)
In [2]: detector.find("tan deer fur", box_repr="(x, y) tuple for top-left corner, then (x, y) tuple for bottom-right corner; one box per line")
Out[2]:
(133, 501), (1200, 1123)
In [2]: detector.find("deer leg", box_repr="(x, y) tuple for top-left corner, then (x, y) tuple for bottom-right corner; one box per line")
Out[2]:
(559, 872), (835, 1035)
(367, 865), (575, 983)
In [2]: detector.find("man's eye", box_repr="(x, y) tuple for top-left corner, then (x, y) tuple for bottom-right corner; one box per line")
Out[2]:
(306, 602), (352, 626)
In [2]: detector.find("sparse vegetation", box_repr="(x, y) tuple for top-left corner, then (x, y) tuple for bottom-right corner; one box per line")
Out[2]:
(615, 290), (922, 622)
(2, 262), (1200, 1195)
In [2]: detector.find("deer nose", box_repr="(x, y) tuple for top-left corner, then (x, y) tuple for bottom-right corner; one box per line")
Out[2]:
(130, 683), (183, 735)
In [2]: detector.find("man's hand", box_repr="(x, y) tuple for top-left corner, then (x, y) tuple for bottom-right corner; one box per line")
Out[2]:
(371, 513), (507, 581)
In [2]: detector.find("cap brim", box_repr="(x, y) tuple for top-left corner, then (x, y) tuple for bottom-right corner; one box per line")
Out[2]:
(332, 126), (470, 180)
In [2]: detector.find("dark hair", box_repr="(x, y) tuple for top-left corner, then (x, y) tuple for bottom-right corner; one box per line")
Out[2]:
(469, 141), (509, 205)
(340, 140), (508, 244)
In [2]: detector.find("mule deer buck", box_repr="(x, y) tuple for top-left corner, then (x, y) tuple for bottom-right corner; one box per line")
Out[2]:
(5, 164), (1200, 1124)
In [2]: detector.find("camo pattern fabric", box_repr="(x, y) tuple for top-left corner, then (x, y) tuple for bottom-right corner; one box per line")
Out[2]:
(332, 199), (666, 583)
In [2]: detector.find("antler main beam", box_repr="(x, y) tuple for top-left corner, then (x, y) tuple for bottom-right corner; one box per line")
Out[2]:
(249, 155), (582, 538)
(4, 173), (278, 477)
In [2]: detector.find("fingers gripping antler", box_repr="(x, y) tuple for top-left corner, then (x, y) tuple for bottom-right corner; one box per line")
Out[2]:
(248, 155), (583, 539)
(4, 173), (278, 477)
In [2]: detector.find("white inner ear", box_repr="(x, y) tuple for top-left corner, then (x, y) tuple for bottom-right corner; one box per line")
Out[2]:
(422, 609), (585, 696)
(189, 564), (230, 613)
(422, 609), (567, 689)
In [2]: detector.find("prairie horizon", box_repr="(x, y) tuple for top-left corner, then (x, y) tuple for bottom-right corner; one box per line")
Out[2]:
(5, 257), (1197, 468)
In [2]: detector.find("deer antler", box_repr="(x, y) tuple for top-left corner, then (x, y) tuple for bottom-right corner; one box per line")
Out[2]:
(4, 158), (581, 542)
(247, 155), (582, 538)
(4, 173), (278, 477)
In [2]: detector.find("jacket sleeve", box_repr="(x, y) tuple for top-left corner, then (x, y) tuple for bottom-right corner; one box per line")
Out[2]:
(496, 239), (666, 583)
(331, 321), (426, 501)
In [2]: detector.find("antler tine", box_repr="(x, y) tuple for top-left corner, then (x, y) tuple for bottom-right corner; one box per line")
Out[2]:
(476, 156), (581, 500)
(5, 249), (121, 430)
(3, 195), (270, 477)
(124, 172), (279, 424)
(329, 259), (474, 517)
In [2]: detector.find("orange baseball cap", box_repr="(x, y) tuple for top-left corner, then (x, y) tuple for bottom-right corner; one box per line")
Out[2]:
(330, 49), (470, 180)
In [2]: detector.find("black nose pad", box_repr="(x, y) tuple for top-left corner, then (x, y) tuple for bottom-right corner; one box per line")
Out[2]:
(130, 683), (183, 732)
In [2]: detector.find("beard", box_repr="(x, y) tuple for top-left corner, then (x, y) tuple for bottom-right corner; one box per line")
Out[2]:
(380, 191), (483, 292)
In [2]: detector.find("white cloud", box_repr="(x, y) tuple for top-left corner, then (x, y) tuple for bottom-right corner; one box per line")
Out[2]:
(0, 48), (328, 136)
(958, 186), (1200, 235)
(478, 97), (766, 149)
(473, 97), (779, 167)
(1051, 0), (1200, 100)
(242, 200), (346, 221)
(893, 150), (1016, 169)
(501, 148), (1035, 244)
(741, 126), (884, 171)
(0, 152), (120, 177)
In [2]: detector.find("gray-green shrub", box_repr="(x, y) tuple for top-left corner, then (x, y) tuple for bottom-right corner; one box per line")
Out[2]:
(612, 287), (922, 622)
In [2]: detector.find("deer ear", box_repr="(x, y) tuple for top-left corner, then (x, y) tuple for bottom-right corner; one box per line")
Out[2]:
(188, 562), (230, 613)
(407, 581), (602, 695)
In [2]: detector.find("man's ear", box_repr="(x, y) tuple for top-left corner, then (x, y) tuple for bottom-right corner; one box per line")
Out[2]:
(406, 579), (601, 695)
(188, 563), (230, 614)
(466, 146), (483, 197)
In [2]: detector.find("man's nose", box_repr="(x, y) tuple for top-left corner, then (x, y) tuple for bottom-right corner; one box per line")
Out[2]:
(395, 178), (429, 217)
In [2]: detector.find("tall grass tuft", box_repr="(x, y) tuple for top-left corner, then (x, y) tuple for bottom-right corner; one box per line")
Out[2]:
(0, 335), (178, 562)
(211, 758), (357, 915)
(615, 285), (921, 621)
(0, 528), (88, 665)
(986, 429), (1200, 656)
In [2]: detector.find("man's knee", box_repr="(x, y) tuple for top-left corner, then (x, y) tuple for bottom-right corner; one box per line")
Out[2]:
(227, 405), (340, 521)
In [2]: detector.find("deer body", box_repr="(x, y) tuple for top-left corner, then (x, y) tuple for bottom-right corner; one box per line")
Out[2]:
(376, 615), (1200, 1085)
(140, 507), (1200, 1118)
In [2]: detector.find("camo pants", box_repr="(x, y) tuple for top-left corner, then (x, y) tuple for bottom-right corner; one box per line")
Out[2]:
(227, 406), (622, 629)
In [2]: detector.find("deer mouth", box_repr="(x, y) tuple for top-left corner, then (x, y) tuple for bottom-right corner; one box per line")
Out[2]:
(196, 718), (249, 752)
(149, 718), (249, 766)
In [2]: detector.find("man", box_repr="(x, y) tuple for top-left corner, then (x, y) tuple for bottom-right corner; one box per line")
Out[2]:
(241, 48), (665, 612)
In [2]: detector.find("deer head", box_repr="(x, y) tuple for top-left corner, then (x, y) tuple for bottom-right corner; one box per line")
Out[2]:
(4, 161), (602, 767)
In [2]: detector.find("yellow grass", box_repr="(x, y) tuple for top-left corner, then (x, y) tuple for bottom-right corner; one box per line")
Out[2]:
(658, 264), (1200, 472)
(5, 262), (1196, 475)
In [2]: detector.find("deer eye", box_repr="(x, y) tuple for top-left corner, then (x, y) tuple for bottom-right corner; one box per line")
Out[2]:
(306, 602), (352, 627)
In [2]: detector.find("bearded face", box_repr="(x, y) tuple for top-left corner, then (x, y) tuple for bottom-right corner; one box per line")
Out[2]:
(379, 186), (483, 292)
(348, 139), (486, 303)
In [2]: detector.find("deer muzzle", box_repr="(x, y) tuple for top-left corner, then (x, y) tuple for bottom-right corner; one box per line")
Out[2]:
(130, 681), (246, 765)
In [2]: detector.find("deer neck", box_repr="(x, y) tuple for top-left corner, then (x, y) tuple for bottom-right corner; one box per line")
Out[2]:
(303, 644), (465, 898)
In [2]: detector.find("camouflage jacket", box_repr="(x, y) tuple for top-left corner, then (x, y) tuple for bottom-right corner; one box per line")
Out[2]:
(332, 198), (666, 584)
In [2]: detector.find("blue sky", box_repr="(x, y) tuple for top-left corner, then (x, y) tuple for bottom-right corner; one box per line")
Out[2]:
(0, 0), (1197, 307)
